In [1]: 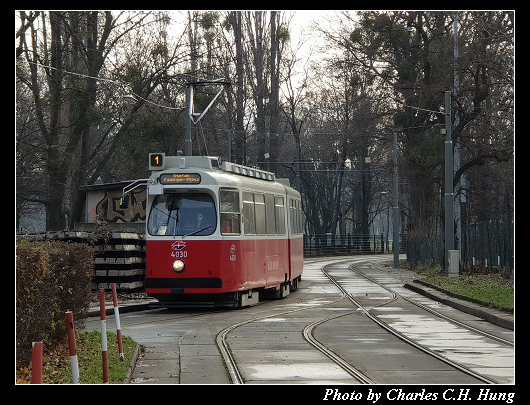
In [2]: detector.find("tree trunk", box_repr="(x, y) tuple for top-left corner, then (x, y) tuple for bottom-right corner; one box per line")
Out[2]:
(228, 12), (246, 164)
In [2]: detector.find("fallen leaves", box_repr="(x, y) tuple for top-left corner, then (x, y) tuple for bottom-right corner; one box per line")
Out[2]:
(15, 342), (71, 384)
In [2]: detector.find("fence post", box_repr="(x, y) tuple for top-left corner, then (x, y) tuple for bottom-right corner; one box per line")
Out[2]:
(65, 311), (80, 383)
(99, 288), (109, 383)
(31, 342), (43, 384)
(112, 283), (124, 361)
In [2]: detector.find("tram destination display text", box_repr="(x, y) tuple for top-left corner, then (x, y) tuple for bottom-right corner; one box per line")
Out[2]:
(160, 173), (201, 185)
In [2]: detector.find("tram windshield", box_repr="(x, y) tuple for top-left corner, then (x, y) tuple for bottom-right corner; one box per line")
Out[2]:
(147, 193), (216, 236)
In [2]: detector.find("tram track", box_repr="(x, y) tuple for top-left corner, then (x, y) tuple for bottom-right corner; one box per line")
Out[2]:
(355, 264), (514, 347)
(320, 262), (511, 384)
(215, 257), (396, 384)
(216, 256), (512, 384)
(302, 312), (374, 384)
(215, 257), (374, 384)
(215, 296), (364, 384)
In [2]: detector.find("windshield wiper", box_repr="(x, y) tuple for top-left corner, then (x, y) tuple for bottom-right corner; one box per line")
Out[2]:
(182, 226), (213, 238)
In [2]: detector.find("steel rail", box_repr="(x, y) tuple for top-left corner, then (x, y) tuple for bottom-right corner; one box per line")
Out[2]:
(215, 257), (393, 384)
(302, 313), (374, 384)
(215, 318), (248, 384)
(352, 264), (514, 347)
(321, 263), (499, 384)
(215, 300), (348, 384)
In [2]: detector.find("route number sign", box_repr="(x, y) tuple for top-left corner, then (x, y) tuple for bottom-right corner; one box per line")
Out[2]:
(149, 153), (165, 170)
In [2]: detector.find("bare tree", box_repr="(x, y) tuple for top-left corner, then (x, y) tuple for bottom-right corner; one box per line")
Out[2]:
(16, 11), (188, 229)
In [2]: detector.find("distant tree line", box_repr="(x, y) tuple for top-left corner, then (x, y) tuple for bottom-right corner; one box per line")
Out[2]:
(16, 11), (513, 238)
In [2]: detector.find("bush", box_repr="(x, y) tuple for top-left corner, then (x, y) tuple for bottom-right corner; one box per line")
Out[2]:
(16, 241), (94, 369)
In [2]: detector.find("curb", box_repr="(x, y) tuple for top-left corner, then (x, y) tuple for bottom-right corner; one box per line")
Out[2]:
(123, 344), (143, 384)
(87, 300), (154, 317)
(404, 282), (514, 331)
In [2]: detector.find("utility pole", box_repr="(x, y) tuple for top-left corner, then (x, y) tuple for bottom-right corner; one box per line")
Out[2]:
(444, 91), (455, 275)
(227, 130), (232, 162)
(453, 12), (464, 257)
(393, 133), (400, 268)
(185, 84), (193, 156)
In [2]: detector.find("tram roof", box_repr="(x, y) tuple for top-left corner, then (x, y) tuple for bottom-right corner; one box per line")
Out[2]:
(149, 155), (296, 193)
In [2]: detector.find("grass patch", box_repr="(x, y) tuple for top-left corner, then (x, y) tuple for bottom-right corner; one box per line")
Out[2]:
(422, 274), (514, 311)
(73, 331), (138, 384)
(410, 264), (445, 278)
(404, 263), (514, 311)
(17, 331), (138, 384)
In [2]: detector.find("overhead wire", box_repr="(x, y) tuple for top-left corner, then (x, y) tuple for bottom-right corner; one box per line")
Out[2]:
(24, 59), (187, 111)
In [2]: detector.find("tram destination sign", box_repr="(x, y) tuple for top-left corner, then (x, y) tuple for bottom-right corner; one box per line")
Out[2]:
(160, 173), (201, 185)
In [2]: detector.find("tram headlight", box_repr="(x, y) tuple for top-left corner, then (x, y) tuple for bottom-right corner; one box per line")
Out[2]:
(172, 260), (185, 273)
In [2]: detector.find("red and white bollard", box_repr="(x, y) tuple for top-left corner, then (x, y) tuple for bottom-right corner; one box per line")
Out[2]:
(31, 342), (43, 384)
(65, 311), (80, 383)
(112, 283), (124, 361)
(498, 246), (501, 267)
(99, 288), (109, 383)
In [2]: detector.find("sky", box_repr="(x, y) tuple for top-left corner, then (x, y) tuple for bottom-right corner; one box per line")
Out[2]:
(166, 10), (349, 65)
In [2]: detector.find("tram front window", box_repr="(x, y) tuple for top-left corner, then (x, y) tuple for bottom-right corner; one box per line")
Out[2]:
(148, 193), (216, 236)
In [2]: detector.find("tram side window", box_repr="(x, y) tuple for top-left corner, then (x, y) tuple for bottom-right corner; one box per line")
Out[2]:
(289, 199), (295, 234)
(243, 192), (255, 235)
(265, 194), (276, 235)
(297, 199), (303, 234)
(220, 189), (240, 235)
(289, 198), (302, 235)
(296, 199), (303, 234)
(254, 193), (266, 235)
(275, 196), (285, 235)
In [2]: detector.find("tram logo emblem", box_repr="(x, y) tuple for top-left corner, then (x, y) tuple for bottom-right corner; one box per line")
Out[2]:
(230, 244), (237, 261)
(171, 241), (187, 251)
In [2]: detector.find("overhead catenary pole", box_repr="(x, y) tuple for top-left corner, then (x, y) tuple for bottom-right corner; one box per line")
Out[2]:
(444, 91), (454, 276)
(227, 130), (232, 162)
(454, 12), (463, 257)
(185, 85), (193, 156)
(393, 132), (400, 268)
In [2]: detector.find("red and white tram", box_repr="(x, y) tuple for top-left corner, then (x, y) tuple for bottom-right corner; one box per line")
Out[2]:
(143, 154), (303, 307)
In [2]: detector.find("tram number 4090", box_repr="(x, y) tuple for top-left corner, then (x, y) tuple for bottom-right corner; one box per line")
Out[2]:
(171, 250), (188, 258)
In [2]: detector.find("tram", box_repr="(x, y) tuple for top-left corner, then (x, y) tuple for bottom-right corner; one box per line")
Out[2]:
(143, 154), (304, 307)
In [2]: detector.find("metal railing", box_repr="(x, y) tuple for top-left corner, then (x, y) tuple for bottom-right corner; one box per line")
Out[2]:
(461, 218), (514, 275)
(303, 233), (406, 257)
